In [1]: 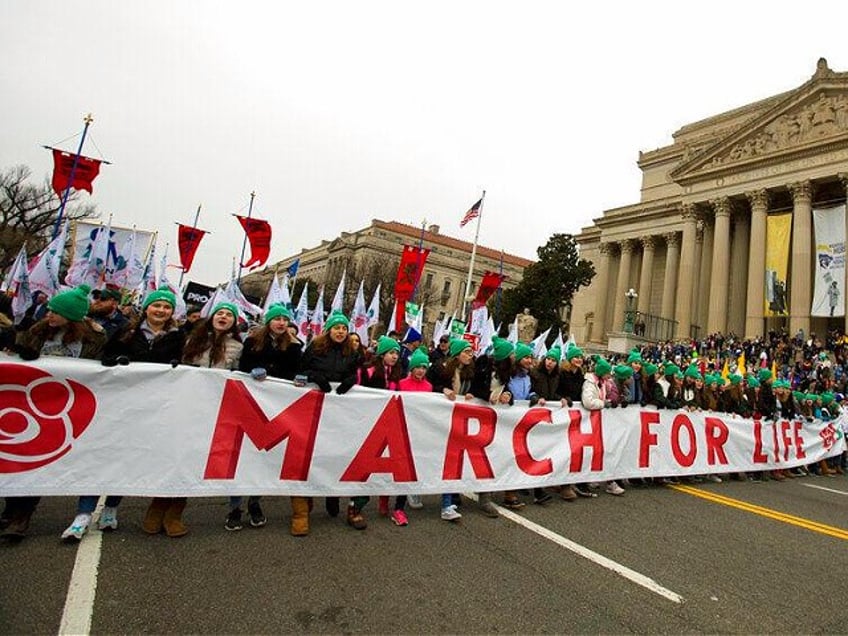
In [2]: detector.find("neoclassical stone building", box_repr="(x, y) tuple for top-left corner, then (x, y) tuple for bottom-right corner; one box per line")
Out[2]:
(572, 58), (848, 347)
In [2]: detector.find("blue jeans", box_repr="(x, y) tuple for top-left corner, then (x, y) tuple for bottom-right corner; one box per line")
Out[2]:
(229, 495), (261, 510)
(78, 495), (123, 514)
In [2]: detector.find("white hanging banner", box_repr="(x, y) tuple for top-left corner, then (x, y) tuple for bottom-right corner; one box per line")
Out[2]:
(0, 355), (844, 497)
(812, 204), (846, 317)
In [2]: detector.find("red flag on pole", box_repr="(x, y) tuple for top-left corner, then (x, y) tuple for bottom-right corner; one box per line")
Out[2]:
(177, 224), (208, 273)
(460, 198), (482, 228)
(235, 216), (272, 270)
(472, 271), (507, 309)
(393, 245), (430, 328)
(51, 149), (102, 196)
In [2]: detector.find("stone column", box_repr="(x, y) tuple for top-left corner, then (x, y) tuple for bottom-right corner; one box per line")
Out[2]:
(789, 181), (813, 336)
(612, 239), (636, 332)
(661, 232), (680, 322)
(729, 205), (750, 336)
(698, 215), (714, 330)
(707, 197), (731, 334)
(745, 189), (769, 338)
(637, 236), (656, 315)
(841, 173), (848, 334)
(693, 222), (705, 331)
(674, 204), (699, 340)
(592, 242), (614, 342)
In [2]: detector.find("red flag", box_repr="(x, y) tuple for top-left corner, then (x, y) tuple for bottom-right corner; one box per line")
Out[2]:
(235, 216), (272, 270)
(472, 271), (507, 309)
(460, 198), (482, 228)
(177, 224), (208, 273)
(393, 245), (430, 328)
(51, 149), (102, 197)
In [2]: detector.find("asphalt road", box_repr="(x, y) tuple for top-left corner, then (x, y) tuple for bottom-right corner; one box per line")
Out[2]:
(2, 475), (847, 634)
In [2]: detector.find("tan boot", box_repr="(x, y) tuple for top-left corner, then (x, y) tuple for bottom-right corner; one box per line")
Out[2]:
(142, 498), (169, 534)
(290, 497), (311, 537)
(163, 498), (188, 538)
(820, 460), (835, 476)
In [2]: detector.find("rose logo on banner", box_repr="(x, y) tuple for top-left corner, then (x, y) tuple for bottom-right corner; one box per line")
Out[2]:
(819, 422), (837, 451)
(0, 364), (97, 473)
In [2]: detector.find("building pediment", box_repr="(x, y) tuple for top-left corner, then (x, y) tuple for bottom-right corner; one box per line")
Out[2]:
(326, 237), (351, 252)
(671, 59), (848, 184)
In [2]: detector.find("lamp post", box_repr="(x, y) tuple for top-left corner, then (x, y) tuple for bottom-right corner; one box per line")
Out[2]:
(624, 288), (638, 333)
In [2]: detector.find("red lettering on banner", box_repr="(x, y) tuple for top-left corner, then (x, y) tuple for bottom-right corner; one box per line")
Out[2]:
(340, 395), (417, 482)
(670, 414), (697, 467)
(704, 417), (729, 465)
(793, 421), (807, 460)
(771, 420), (780, 462)
(638, 411), (660, 468)
(779, 420), (793, 461)
(752, 420), (768, 464)
(513, 409), (553, 476)
(568, 409), (604, 472)
(442, 402), (497, 480)
(204, 380), (323, 480)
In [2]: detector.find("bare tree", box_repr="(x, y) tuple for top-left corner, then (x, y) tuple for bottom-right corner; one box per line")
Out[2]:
(0, 164), (97, 271)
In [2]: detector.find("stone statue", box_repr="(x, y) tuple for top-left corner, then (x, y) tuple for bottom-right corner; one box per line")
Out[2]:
(516, 308), (538, 342)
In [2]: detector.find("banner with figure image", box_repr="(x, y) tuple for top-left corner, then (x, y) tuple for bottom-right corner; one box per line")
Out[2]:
(765, 213), (791, 317)
(812, 204), (846, 317)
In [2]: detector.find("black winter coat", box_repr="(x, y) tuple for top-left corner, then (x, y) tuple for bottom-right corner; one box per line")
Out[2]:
(299, 341), (361, 387)
(239, 336), (302, 380)
(103, 325), (186, 365)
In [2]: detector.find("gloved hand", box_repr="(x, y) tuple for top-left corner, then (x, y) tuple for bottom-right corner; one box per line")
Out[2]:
(102, 356), (119, 367)
(250, 367), (268, 381)
(117, 356), (130, 366)
(316, 379), (332, 393)
(604, 400), (612, 408)
(16, 346), (39, 361)
(169, 359), (180, 368)
(336, 380), (354, 395)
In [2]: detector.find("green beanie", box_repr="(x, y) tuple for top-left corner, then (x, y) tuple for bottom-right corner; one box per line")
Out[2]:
(566, 345), (584, 362)
(323, 310), (349, 332)
(821, 392), (835, 406)
(142, 286), (176, 310)
(594, 357), (612, 377)
(546, 346), (562, 363)
(514, 342), (534, 361)
(757, 368), (773, 383)
(747, 376), (761, 389)
(449, 338), (472, 357)
(211, 302), (239, 321)
(684, 365), (701, 380)
(729, 374), (742, 386)
(408, 347), (430, 370)
(375, 335), (401, 356)
(792, 390), (805, 402)
(492, 337), (514, 362)
(643, 363), (658, 376)
(614, 364), (633, 381)
(47, 284), (91, 322)
(663, 363), (680, 378)
(626, 349), (643, 364)
(807, 393), (820, 403)
(264, 303), (293, 324)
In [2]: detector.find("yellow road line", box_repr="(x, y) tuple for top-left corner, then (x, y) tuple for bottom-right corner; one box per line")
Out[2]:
(670, 484), (848, 541)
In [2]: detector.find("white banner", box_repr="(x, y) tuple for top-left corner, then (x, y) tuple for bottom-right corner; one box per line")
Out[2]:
(1, 354), (844, 497)
(71, 221), (156, 287)
(812, 204), (846, 317)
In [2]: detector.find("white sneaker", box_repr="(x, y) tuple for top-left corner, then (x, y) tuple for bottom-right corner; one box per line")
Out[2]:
(605, 481), (625, 496)
(440, 505), (462, 521)
(61, 513), (92, 541)
(407, 494), (424, 509)
(705, 474), (722, 483)
(98, 506), (119, 530)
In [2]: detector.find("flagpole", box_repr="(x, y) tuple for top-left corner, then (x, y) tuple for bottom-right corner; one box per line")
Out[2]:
(237, 191), (256, 284)
(462, 190), (485, 320)
(53, 113), (94, 240)
(495, 248), (504, 325)
(178, 203), (202, 288)
(411, 218), (427, 302)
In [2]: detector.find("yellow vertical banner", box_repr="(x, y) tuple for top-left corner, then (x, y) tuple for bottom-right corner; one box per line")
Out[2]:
(765, 213), (791, 316)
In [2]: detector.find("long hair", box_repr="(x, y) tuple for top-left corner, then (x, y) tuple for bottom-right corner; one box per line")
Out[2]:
(251, 324), (296, 354)
(365, 352), (403, 387)
(28, 316), (91, 345)
(444, 354), (475, 384)
(493, 357), (513, 386)
(182, 316), (241, 366)
(308, 331), (355, 357)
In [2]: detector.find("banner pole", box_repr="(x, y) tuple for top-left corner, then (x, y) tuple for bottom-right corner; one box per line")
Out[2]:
(53, 113), (93, 240)
(462, 190), (485, 321)
(237, 191), (256, 284)
(178, 204), (202, 288)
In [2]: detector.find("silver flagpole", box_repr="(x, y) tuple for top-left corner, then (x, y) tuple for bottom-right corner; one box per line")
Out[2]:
(462, 190), (485, 320)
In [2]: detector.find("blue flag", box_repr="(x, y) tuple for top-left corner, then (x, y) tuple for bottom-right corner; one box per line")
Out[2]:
(287, 259), (300, 277)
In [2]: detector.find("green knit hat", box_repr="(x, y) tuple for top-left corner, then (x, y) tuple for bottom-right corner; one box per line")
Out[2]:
(747, 376), (761, 389)
(408, 347), (430, 369)
(626, 349), (643, 364)
(492, 337), (514, 362)
(663, 363), (680, 378)
(594, 357), (612, 377)
(757, 368), (773, 383)
(514, 342), (534, 361)
(684, 364), (701, 380)
(264, 303), (293, 324)
(729, 374), (742, 385)
(545, 346), (562, 363)
(807, 393), (819, 403)
(643, 362), (658, 376)
(566, 345), (584, 362)
(821, 392), (835, 406)
(211, 302), (239, 321)
(323, 310), (349, 332)
(449, 338), (472, 357)
(792, 390), (805, 402)
(376, 335), (401, 356)
(614, 364), (633, 381)
(47, 284), (91, 322)
(142, 286), (176, 310)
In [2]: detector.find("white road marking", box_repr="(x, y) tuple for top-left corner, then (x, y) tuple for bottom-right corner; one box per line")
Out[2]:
(802, 483), (848, 496)
(465, 494), (683, 604)
(58, 498), (105, 636)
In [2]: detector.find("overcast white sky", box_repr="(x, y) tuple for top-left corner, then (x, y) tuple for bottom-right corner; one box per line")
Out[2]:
(2, 1), (847, 287)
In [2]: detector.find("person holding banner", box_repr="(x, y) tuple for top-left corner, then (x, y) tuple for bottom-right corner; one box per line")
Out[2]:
(581, 357), (626, 497)
(297, 310), (365, 533)
(3, 285), (106, 542)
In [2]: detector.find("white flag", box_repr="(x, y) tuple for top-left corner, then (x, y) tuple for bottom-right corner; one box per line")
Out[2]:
(84, 221), (112, 289)
(551, 329), (565, 353)
(263, 273), (285, 313)
(4, 246), (32, 325)
(386, 300), (398, 335)
(330, 268), (346, 313)
(530, 327), (551, 359)
(293, 282), (310, 336)
(350, 281), (370, 343)
(28, 222), (68, 298)
(223, 278), (263, 319)
(366, 283), (381, 330)
(159, 269), (187, 322)
(476, 316), (496, 359)
(200, 286), (224, 319)
(507, 314), (519, 344)
(112, 229), (146, 289)
(310, 287), (325, 336)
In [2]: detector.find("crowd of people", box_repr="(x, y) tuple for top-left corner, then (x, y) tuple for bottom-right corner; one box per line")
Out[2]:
(1, 287), (846, 544)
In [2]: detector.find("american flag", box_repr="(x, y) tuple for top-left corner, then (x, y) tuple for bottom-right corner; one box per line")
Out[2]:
(460, 197), (482, 227)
